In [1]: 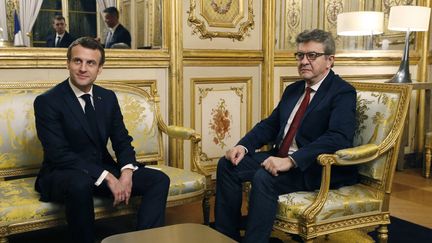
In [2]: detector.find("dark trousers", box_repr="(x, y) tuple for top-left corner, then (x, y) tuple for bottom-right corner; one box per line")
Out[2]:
(48, 167), (170, 243)
(214, 153), (306, 243)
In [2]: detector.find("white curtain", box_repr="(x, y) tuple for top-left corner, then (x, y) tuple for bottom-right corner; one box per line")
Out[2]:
(17, 0), (42, 46)
(96, 0), (116, 15)
(0, 0), (8, 41)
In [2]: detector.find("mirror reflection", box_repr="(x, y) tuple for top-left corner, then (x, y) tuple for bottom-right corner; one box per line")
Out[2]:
(31, 0), (162, 49)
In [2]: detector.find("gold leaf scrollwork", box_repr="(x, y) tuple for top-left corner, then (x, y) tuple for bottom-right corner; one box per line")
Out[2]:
(230, 86), (244, 103)
(198, 145), (212, 163)
(211, 0), (233, 14)
(187, 0), (255, 41)
(198, 87), (213, 105)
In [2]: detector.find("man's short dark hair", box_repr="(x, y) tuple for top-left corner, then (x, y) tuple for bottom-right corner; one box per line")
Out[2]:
(67, 37), (105, 66)
(52, 15), (65, 23)
(296, 29), (336, 55)
(103, 7), (119, 18)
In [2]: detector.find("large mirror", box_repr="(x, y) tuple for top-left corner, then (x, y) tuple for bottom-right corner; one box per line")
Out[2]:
(3, 0), (163, 49)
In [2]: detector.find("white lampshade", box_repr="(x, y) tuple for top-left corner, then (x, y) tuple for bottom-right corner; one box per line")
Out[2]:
(337, 11), (384, 36)
(388, 6), (431, 31)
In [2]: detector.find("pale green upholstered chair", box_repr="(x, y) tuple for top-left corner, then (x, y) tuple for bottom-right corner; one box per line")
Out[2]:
(0, 81), (211, 243)
(272, 82), (412, 243)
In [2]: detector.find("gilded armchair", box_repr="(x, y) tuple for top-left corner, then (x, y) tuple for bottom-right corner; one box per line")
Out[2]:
(272, 82), (411, 243)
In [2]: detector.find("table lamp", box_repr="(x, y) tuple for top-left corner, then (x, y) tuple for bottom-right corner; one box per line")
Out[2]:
(337, 11), (384, 49)
(387, 5), (431, 83)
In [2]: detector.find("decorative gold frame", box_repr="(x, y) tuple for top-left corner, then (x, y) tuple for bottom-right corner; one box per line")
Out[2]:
(190, 77), (252, 175)
(187, 0), (255, 41)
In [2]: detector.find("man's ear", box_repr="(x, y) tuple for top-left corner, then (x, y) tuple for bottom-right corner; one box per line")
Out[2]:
(327, 55), (335, 68)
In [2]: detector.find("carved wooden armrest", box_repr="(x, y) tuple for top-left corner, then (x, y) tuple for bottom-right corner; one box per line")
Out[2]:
(301, 144), (379, 223)
(166, 125), (201, 142)
(164, 126), (210, 178)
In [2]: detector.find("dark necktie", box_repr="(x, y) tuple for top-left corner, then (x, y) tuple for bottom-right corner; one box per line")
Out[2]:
(81, 94), (101, 147)
(277, 87), (312, 157)
(55, 36), (61, 47)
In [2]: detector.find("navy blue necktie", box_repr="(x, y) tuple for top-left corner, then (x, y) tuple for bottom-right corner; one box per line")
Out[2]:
(81, 94), (101, 147)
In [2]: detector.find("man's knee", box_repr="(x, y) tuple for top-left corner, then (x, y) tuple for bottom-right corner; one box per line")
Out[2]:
(158, 171), (170, 190)
(252, 169), (274, 190)
(66, 173), (93, 198)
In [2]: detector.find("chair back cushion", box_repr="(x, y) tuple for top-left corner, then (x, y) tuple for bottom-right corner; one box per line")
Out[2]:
(351, 82), (410, 180)
(103, 82), (163, 163)
(0, 87), (45, 173)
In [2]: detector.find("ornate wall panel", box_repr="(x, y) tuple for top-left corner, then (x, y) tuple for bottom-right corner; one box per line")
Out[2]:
(275, 0), (418, 51)
(191, 77), (252, 175)
(188, 0), (254, 40)
(183, 0), (261, 50)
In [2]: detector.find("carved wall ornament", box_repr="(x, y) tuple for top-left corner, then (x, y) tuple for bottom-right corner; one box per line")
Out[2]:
(187, 0), (255, 41)
(210, 0), (234, 14)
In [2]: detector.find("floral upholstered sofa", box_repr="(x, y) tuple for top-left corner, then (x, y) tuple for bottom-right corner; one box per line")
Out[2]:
(0, 80), (211, 243)
(272, 82), (412, 243)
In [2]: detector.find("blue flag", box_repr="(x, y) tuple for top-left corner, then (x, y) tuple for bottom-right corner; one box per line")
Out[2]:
(14, 10), (24, 46)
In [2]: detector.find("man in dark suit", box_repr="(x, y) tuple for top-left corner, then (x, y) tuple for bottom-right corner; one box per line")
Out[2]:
(45, 15), (74, 48)
(34, 37), (169, 243)
(102, 7), (131, 48)
(214, 29), (358, 243)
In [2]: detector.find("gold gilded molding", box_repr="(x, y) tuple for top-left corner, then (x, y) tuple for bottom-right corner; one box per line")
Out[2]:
(0, 48), (170, 68)
(168, 0), (184, 168)
(201, 0), (244, 28)
(5, 0), (17, 41)
(187, 0), (255, 41)
(325, 0), (343, 37)
(198, 87), (213, 104)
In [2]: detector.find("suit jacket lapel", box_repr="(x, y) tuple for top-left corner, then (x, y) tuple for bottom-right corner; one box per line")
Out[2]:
(61, 80), (99, 146)
(303, 70), (334, 118)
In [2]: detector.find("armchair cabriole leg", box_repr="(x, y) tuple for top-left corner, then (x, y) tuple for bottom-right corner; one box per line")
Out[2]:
(425, 146), (431, 178)
(202, 190), (211, 225)
(377, 224), (388, 243)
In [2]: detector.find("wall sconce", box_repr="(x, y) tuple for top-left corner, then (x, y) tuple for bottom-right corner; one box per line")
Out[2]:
(337, 11), (384, 50)
(386, 5), (431, 83)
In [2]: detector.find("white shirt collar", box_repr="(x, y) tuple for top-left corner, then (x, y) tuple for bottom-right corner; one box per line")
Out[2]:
(307, 70), (330, 92)
(108, 23), (120, 33)
(68, 78), (93, 98)
(56, 33), (65, 39)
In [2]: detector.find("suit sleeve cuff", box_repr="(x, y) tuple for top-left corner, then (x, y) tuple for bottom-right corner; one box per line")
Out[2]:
(289, 156), (298, 168)
(238, 145), (248, 154)
(121, 164), (138, 172)
(95, 170), (109, 186)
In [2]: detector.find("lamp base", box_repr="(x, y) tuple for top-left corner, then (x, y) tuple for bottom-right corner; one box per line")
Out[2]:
(386, 30), (412, 83)
(386, 70), (412, 83)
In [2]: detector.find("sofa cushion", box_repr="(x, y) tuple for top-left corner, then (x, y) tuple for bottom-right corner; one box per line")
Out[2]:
(276, 184), (381, 222)
(0, 166), (206, 226)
